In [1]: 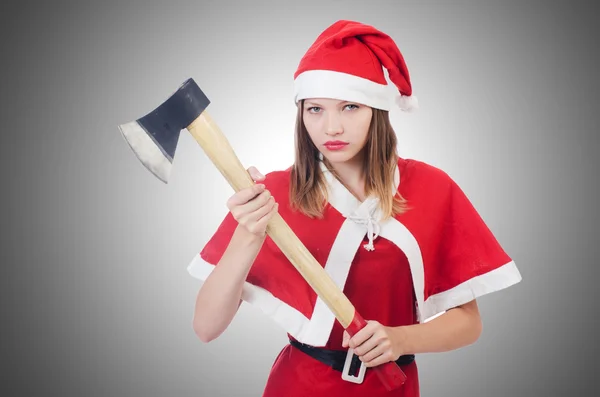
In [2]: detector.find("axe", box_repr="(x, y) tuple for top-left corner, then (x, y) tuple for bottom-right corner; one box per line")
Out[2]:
(118, 78), (407, 390)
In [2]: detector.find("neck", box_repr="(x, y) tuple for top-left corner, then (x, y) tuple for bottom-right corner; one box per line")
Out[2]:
(325, 154), (367, 202)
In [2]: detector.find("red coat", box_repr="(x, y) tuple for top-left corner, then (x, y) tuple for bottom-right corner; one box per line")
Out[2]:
(187, 157), (522, 396)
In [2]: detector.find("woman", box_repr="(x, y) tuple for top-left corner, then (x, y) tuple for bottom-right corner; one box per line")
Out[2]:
(187, 20), (522, 396)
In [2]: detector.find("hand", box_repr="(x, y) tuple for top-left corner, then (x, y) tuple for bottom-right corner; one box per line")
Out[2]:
(226, 166), (278, 237)
(342, 320), (405, 368)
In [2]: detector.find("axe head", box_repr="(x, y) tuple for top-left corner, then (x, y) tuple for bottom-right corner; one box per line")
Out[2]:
(118, 78), (210, 183)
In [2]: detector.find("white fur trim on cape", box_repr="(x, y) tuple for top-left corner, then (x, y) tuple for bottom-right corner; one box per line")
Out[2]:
(420, 260), (522, 320)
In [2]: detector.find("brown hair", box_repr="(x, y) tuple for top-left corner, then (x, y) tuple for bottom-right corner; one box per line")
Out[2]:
(289, 99), (410, 221)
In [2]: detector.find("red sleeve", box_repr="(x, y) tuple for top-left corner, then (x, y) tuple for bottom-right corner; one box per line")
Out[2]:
(198, 211), (238, 266)
(422, 175), (522, 319)
(186, 170), (317, 322)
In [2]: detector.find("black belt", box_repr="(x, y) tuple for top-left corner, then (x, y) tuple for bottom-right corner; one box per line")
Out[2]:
(289, 339), (415, 375)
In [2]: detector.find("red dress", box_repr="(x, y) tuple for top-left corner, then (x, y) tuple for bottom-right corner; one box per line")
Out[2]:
(187, 157), (522, 396)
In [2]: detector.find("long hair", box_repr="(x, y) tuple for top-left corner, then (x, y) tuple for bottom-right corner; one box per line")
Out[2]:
(289, 99), (410, 221)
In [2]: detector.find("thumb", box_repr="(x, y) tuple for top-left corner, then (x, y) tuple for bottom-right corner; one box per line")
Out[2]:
(247, 166), (265, 182)
(342, 330), (349, 348)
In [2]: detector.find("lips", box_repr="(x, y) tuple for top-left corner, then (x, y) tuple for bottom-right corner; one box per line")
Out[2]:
(324, 141), (349, 151)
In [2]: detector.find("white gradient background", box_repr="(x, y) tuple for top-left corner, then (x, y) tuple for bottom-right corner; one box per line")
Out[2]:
(1, 1), (598, 396)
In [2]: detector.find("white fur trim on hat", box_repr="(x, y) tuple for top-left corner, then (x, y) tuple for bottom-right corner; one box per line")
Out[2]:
(395, 94), (419, 112)
(294, 69), (392, 111)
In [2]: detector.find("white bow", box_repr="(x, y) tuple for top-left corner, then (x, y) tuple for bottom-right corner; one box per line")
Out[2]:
(347, 198), (381, 251)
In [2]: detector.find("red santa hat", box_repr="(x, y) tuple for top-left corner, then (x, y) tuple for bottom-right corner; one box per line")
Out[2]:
(293, 20), (418, 112)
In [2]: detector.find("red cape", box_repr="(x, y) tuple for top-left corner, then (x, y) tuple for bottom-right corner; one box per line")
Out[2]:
(187, 157), (522, 347)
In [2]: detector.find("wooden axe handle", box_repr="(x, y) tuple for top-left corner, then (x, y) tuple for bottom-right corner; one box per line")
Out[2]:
(187, 111), (407, 390)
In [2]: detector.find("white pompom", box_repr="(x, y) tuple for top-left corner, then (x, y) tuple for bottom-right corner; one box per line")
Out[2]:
(395, 94), (419, 112)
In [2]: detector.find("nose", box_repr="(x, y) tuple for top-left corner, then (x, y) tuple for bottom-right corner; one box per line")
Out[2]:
(325, 112), (343, 135)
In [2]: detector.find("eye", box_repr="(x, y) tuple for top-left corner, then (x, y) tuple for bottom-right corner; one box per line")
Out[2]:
(306, 106), (322, 113)
(344, 104), (359, 110)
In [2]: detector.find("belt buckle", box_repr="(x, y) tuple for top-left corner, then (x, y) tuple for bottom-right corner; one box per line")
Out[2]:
(341, 347), (366, 384)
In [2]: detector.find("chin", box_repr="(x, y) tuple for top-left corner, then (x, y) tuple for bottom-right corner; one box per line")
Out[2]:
(322, 151), (357, 164)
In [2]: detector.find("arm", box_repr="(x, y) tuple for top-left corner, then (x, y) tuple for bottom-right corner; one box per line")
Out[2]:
(191, 167), (276, 343)
(192, 224), (267, 343)
(345, 299), (483, 367)
(394, 299), (483, 354)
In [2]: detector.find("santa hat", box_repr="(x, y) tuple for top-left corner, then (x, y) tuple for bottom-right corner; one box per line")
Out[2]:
(293, 20), (418, 112)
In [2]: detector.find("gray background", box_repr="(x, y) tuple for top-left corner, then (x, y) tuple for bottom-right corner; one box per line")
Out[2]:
(1, 0), (598, 396)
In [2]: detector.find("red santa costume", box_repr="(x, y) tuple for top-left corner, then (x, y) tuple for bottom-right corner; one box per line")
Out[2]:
(187, 20), (522, 397)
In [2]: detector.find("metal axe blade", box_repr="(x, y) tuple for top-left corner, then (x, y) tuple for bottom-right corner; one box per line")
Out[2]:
(118, 78), (210, 183)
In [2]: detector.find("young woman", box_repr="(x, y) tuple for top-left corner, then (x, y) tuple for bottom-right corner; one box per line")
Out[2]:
(187, 20), (522, 396)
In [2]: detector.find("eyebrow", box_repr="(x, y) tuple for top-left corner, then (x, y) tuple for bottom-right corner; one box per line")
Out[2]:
(304, 101), (350, 107)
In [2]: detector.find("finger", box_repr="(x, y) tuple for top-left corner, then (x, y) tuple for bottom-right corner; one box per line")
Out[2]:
(247, 202), (278, 234)
(247, 166), (265, 182)
(364, 350), (394, 368)
(348, 322), (377, 349)
(242, 197), (277, 225)
(229, 183), (271, 213)
(227, 184), (266, 208)
(240, 197), (275, 228)
(353, 332), (382, 356)
(259, 201), (279, 223)
(238, 192), (274, 222)
(359, 340), (390, 363)
(342, 331), (350, 348)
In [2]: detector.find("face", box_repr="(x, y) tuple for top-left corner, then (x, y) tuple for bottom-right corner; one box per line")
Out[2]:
(302, 98), (373, 165)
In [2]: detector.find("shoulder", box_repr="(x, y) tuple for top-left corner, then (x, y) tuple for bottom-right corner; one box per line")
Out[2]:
(397, 157), (455, 193)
